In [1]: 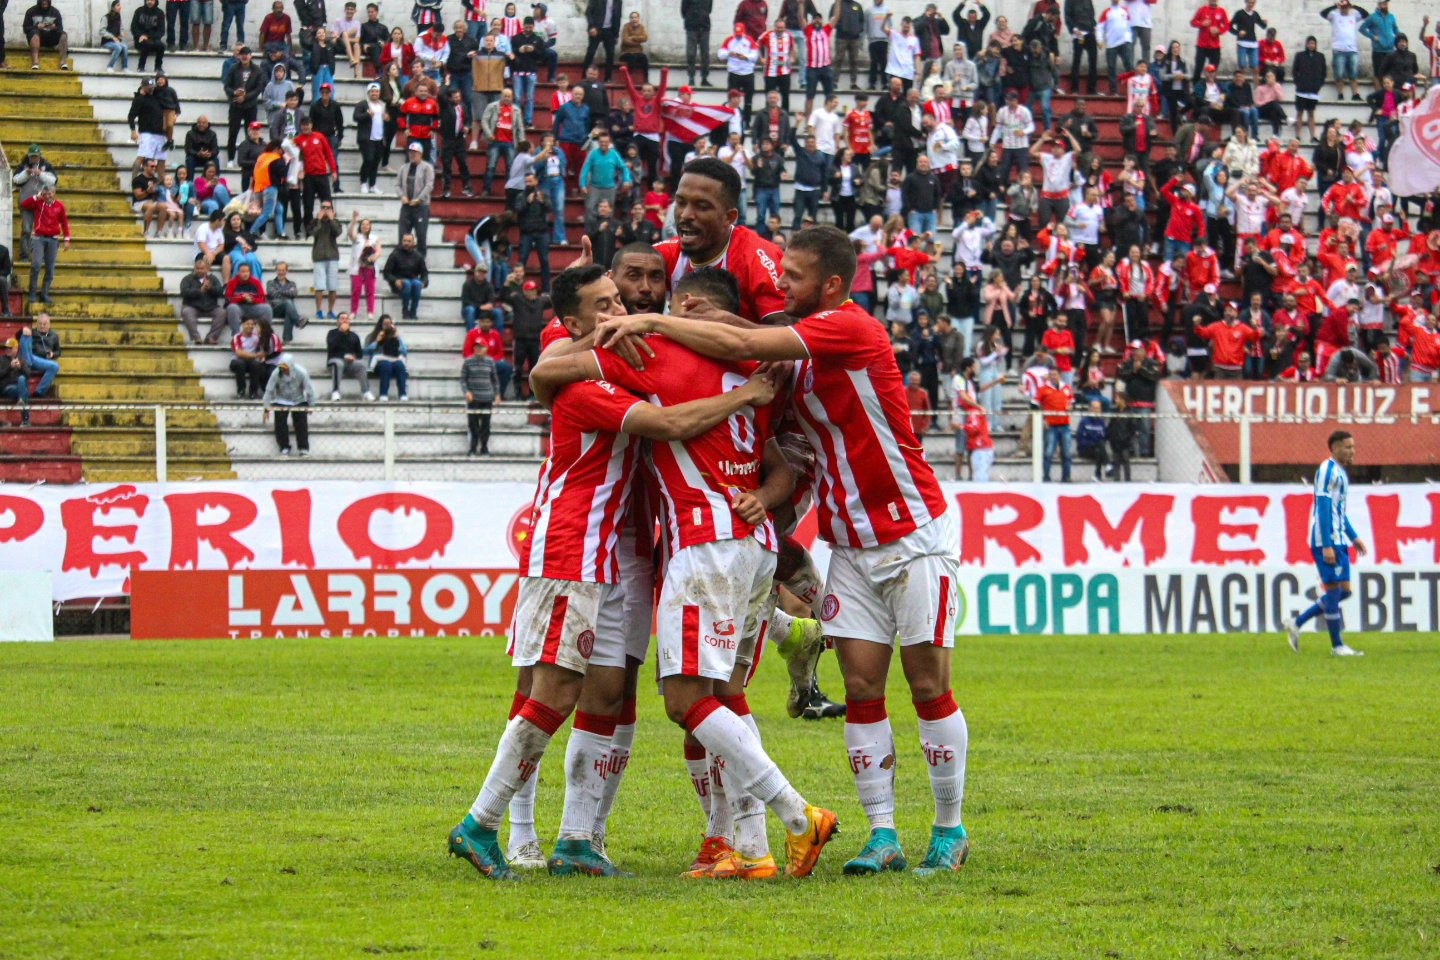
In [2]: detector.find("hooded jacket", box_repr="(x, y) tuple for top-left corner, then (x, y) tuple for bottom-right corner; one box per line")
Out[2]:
(262, 353), (318, 406)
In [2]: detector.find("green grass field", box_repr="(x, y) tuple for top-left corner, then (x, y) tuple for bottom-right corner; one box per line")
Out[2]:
(1, 632), (1436, 959)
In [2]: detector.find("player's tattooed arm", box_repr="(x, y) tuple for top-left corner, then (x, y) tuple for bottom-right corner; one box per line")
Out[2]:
(596, 312), (809, 363)
(624, 373), (778, 443)
(528, 352), (604, 409)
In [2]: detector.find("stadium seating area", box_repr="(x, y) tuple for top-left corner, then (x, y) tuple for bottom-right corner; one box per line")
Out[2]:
(4, 45), (1379, 484)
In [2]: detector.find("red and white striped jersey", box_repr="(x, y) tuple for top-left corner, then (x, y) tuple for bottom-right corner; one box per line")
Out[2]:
(759, 29), (794, 77)
(463, 0), (486, 22)
(594, 340), (777, 554)
(1021, 363), (1051, 403)
(784, 301), (949, 549)
(654, 226), (786, 323)
(804, 23), (833, 69)
(521, 380), (643, 583)
(922, 98), (952, 127)
(501, 15), (521, 36)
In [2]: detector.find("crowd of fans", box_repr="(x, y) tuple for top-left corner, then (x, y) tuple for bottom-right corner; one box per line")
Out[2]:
(7, 0), (1440, 468)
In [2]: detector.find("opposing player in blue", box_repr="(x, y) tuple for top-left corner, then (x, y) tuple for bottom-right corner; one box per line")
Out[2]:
(1284, 430), (1368, 657)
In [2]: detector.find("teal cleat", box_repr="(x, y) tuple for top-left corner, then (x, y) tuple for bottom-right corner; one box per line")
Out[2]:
(547, 838), (631, 877)
(912, 824), (970, 876)
(842, 827), (909, 875)
(448, 817), (517, 881)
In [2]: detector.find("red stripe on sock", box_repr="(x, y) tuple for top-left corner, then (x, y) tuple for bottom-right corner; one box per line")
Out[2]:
(717, 694), (750, 717)
(573, 710), (618, 737)
(914, 691), (958, 721)
(508, 690), (528, 721)
(683, 740), (708, 761)
(681, 604), (700, 675)
(934, 576), (951, 646)
(618, 698), (637, 726)
(518, 698), (565, 735)
(682, 695), (723, 733)
(845, 697), (888, 725)
(540, 594), (569, 665)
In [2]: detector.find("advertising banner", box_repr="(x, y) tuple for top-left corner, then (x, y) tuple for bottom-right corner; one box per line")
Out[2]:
(3, 481), (1437, 637)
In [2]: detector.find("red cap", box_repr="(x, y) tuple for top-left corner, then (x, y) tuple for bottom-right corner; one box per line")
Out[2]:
(320, 82), (333, 90)
(679, 84), (694, 95)
(522, 279), (539, 291)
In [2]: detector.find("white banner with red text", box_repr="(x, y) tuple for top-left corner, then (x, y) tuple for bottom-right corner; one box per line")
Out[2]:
(2, 481), (1437, 637)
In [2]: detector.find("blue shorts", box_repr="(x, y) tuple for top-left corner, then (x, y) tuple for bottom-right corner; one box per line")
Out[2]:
(1332, 50), (1357, 80)
(1311, 545), (1351, 586)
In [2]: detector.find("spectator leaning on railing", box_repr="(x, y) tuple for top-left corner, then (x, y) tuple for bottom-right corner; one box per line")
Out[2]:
(262, 352), (316, 456)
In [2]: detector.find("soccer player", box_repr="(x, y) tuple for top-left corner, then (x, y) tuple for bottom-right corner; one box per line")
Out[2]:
(529, 268), (841, 881)
(448, 265), (779, 881)
(595, 225), (970, 877)
(1284, 430), (1369, 657)
(655, 157), (842, 718)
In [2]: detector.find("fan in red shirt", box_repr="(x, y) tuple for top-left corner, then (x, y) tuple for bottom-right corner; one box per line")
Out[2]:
(1195, 303), (1263, 378)
(1185, 241), (1220, 292)
(1364, 212), (1410, 267)
(1262, 139), (1314, 194)
(654, 158), (786, 323)
(1190, 0), (1230, 67)
(1315, 299), (1359, 372)
(400, 86), (441, 149)
(594, 225), (970, 871)
(1409, 311), (1440, 380)
(844, 96), (873, 161)
(1160, 178), (1205, 250)
(1322, 169), (1368, 222)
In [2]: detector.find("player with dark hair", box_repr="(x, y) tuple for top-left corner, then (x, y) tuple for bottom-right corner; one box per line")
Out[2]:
(1284, 430), (1368, 657)
(596, 224), (971, 877)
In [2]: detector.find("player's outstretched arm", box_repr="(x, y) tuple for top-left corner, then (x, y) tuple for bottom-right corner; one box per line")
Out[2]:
(529, 352), (603, 409)
(596, 313), (808, 362)
(624, 373), (777, 443)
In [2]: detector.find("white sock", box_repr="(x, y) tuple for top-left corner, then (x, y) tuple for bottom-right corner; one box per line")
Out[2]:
(470, 699), (563, 830)
(720, 696), (769, 859)
(916, 692), (968, 829)
(592, 699), (636, 839)
(844, 697), (897, 831)
(686, 697), (807, 835)
(558, 711), (615, 841)
(508, 766), (539, 847)
(684, 741), (713, 821)
(705, 752), (734, 841)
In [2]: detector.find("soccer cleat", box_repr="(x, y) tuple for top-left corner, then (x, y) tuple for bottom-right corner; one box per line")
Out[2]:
(590, 831), (607, 862)
(783, 805), (839, 878)
(842, 827), (909, 875)
(448, 820), (516, 881)
(731, 853), (779, 880)
(912, 824), (970, 877)
(1283, 617), (1300, 653)
(506, 838), (546, 870)
(547, 838), (629, 877)
(682, 835), (736, 878)
(779, 618), (826, 719)
(1332, 644), (1365, 657)
(802, 682), (847, 720)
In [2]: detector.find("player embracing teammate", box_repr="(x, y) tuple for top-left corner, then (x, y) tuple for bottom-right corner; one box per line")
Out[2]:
(597, 220), (970, 876)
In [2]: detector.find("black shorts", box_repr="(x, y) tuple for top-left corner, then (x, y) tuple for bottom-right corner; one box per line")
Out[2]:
(33, 29), (65, 48)
(1295, 94), (1319, 114)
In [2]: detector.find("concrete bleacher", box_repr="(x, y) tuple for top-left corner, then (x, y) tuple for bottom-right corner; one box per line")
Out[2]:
(6, 44), (1383, 482)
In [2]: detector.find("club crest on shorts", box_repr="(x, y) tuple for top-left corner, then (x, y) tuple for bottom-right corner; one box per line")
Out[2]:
(820, 593), (840, 621)
(577, 630), (595, 659)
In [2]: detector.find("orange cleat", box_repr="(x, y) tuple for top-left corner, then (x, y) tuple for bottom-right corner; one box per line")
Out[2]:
(784, 805), (839, 878)
(682, 835), (736, 879)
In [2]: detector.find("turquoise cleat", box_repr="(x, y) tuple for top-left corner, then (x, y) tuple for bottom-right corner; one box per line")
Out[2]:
(547, 838), (630, 877)
(448, 817), (517, 881)
(842, 827), (909, 875)
(912, 824), (970, 876)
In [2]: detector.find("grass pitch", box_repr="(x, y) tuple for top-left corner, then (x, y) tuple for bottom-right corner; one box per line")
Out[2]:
(1, 632), (1436, 960)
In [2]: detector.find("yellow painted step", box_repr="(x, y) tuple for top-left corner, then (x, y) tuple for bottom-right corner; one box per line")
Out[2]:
(64, 409), (223, 430)
(49, 381), (209, 401)
(69, 436), (231, 458)
(25, 301), (174, 319)
(81, 466), (239, 482)
(0, 99), (97, 117)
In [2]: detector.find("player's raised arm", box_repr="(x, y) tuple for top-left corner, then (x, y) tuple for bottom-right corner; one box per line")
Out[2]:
(623, 372), (776, 442)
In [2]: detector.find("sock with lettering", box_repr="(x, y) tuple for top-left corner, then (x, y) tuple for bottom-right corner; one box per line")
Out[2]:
(592, 698), (636, 839)
(470, 698), (564, 831)
(718, 694), (769, 859)
(683, 738), (713, 822)
(844, 697), (896, 831)
(685, 696), (808, 837)
(558, 710), (615, 841)
(506, 691), (539, 846)
(781, 547), (824, 616)
(915, 692), (968, 830)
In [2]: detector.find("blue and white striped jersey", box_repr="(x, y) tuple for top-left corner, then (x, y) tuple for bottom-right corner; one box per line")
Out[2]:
(1308, 458), (1354, 549)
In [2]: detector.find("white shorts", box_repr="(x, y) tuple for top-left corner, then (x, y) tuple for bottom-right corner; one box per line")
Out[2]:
(137, 132), (168, 161)
(509, 577), (626, 674)
(739, 585), (780, 687)
(313, 259), (340, 292)
(656, 537), (777, 682)
(616, 543), (655, 664)
(819, 510), (959, 648)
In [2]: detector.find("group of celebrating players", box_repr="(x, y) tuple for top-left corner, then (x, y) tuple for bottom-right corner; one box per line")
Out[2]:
(447, 155), (969, 881)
